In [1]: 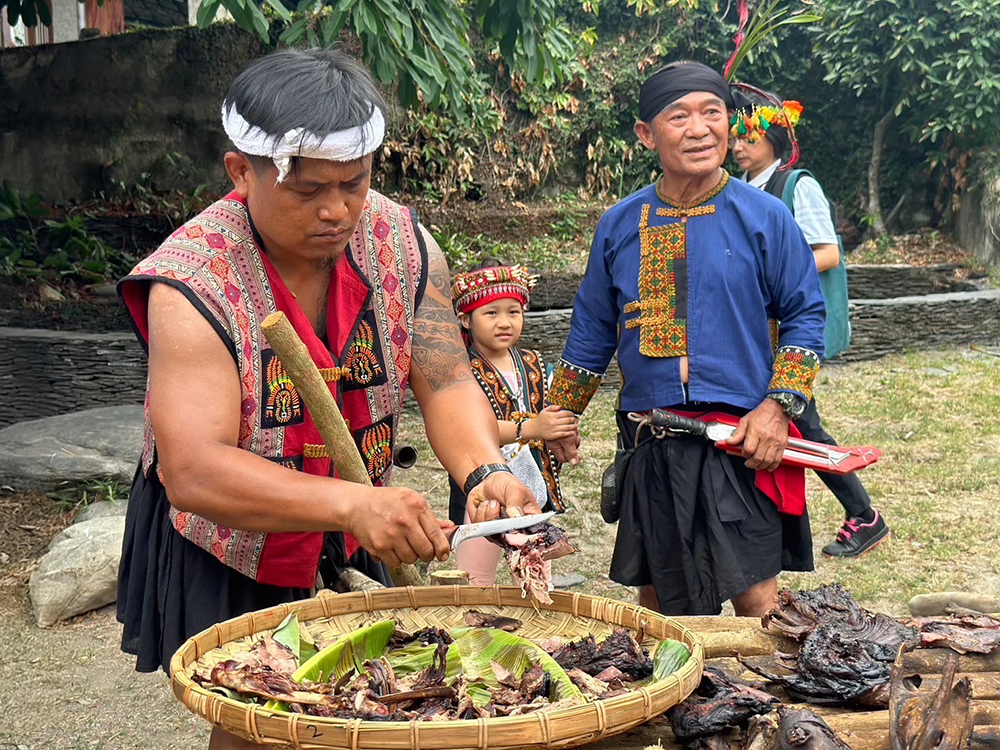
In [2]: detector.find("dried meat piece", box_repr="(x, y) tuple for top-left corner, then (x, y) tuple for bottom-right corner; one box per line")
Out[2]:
(763, 584), (866, 641)
(777, 706), (851, 749)
(748, 585), (920, 708)
(890, 650), (974, 750)
(487, 522), (576, 604)
(552, 629), (653, 680)
(909, 615), (1000, 655)
(388, 626), (453, 649)
(666, 666), (778, 741)
(464, 609), (523, 631)
(210, 661), (327, 704)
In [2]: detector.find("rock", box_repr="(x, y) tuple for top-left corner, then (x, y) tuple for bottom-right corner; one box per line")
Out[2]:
(0, 406), (143, 492)
(74, 498), (129, 524)
(919, 367), (955, 377)
(0, 551), (9, 565)
(551, 573), (586, 589)
(38, 283), (65, 302)
(29, 516), (125, 627)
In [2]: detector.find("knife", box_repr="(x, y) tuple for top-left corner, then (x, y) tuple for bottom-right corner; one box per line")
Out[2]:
(639, 409), (882, 475)
(448, 511), (556, 552)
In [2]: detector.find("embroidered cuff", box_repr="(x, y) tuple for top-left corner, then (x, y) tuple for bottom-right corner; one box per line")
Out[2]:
(546, 359), (604, 415)
(768, 346), (820, 402)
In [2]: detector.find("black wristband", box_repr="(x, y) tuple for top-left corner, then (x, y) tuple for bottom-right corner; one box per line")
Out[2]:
(463, 462), (512, 495)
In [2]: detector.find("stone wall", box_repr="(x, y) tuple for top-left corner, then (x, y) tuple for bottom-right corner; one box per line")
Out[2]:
(956, 176), (1000, 269)
(2, 283), (999, 426)
(519, 290), (1000, 373)
(527, 264), (982, 311)
(0, 327), (146, 428)
(0, 24), (266, 202)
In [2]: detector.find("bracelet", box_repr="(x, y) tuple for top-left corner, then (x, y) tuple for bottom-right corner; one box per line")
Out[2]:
(515, 419), (525, 442)
(463, 462), (513, 495)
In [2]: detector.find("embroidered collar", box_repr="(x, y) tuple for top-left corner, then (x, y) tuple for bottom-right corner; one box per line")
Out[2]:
(656, 170), (730, 209)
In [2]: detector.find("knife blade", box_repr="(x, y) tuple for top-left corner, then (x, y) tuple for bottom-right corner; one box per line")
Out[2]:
(448, 511), (557, 552)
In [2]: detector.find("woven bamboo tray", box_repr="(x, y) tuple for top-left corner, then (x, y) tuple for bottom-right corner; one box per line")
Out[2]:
(170, 585), (705, 749)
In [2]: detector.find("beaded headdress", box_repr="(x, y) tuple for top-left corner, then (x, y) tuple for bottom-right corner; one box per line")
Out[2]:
(729, 83), (804, 167)
(452, 264), (537, 314)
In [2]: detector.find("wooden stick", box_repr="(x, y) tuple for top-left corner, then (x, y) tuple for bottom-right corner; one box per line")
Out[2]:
(261, 311), (423, 589)
(430, 569), (469, 586)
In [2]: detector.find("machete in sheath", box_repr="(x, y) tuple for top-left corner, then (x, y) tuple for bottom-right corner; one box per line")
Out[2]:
(639, 409), (882, 474)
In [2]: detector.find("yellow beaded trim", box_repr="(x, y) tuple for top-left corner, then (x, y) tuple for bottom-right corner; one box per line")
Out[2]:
(656, 205), (716, 218)
(303, 444), (331, 459)
(655, 170), (730, 210)
(319, 366), (352, 382)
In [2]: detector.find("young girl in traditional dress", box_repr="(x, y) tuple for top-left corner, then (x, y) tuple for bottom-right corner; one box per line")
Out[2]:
(449, 262), (577, 584)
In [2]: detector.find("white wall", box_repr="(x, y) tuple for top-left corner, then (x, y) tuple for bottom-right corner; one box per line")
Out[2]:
(50, 0), (81, 43)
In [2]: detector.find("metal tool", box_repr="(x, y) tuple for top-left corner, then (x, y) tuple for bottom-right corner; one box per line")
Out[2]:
(630, 409), (882, 475)
(448, 511), (556, 552)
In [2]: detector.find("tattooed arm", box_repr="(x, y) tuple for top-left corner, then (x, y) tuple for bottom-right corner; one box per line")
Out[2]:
(409, 228), (540, 522)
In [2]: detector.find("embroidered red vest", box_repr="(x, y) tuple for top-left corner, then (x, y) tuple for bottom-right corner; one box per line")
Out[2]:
(119, 190), (425, 588)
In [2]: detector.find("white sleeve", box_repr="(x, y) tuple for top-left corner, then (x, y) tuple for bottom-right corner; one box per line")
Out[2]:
(792, 176), (838, 246)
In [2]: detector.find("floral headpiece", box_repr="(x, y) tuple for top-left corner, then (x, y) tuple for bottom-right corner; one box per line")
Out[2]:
(728, 83), (804, 168)
(730, 100), (803, 143)
(452, 264), (538, 314)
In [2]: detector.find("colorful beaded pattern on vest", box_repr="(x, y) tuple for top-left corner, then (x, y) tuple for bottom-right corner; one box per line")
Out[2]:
(468, 347), (564, 511)
(623, 172), (729, 358)
(123, 191), (422, 581)
(768, 345), (820, 401)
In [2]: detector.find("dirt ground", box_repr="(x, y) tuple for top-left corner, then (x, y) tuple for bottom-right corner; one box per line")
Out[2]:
(3, 345), (1000, 748)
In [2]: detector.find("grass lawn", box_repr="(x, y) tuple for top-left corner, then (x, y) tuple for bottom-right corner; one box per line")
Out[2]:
(397, 346), (1000, 616)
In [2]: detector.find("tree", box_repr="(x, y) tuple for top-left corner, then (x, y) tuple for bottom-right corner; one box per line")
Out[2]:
(814, 0), (1000, 235)
(196, 0), (579, 116)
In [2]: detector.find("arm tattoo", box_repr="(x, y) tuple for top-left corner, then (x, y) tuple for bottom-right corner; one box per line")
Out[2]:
(411, 233), (474, 392)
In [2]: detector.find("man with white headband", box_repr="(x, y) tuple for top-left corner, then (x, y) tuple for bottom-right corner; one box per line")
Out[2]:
(116, 50), (537, 747)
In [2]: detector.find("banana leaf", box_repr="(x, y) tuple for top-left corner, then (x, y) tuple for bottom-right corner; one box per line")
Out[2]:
(264, 619), (396, 711)
(386, 640), (465, 682)
(652, 639), (691, 680)
(271, 612), (301, 659)
(451, 627), (583, 701)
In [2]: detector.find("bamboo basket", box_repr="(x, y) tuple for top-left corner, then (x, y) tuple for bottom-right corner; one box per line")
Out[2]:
(170, 585), (705, 749)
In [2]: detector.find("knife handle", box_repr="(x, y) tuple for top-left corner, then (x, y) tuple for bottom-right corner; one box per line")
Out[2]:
(650, 409), (709, 438)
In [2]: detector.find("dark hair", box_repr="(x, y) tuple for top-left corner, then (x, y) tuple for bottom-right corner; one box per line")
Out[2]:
(223, 48), (386, 164)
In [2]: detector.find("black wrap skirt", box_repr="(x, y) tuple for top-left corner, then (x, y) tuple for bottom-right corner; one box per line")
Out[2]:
(609, 410), (813, 615)
(117, 465), (390, 674)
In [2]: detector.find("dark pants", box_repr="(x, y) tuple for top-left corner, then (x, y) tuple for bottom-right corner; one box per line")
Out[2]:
(794, 398), (872, 519)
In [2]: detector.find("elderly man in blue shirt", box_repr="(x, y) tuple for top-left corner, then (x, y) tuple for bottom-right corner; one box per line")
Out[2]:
(546, 61), (826, 618)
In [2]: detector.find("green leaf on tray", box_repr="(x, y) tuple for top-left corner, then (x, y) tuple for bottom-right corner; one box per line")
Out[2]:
(264, 619), (397, 710)
(652, 639), (691, 680)
(451, 627), (583, 701)
(271, 612), (301, 659)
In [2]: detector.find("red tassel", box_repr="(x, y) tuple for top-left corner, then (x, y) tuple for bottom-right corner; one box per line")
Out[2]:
(723, 0), (751, 79)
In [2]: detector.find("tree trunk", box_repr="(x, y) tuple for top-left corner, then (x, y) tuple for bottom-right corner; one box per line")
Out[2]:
(868, 103), (900, 237)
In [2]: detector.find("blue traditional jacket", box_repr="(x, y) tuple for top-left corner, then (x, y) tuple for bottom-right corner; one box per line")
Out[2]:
(548, 172), (825, 415)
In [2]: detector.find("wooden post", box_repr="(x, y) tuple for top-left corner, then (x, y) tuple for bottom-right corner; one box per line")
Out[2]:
(261, 311), (423, 589)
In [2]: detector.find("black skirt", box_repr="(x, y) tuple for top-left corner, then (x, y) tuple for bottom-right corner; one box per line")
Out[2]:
(117, 465), (390, 674)
(609, 411), (813, 616)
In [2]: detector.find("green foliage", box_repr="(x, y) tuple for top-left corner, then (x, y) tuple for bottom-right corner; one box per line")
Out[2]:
(0, 181), (135, 283)
(814, 0), (1000, 145)
(46, 478), (130, 511)
(198, 0), (579, 116)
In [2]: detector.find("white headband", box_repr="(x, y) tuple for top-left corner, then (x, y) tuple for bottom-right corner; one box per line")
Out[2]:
(221, 103), (385, 183)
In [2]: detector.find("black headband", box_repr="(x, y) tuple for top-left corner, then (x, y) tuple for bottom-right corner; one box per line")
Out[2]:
(639, 62), (735, 122)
